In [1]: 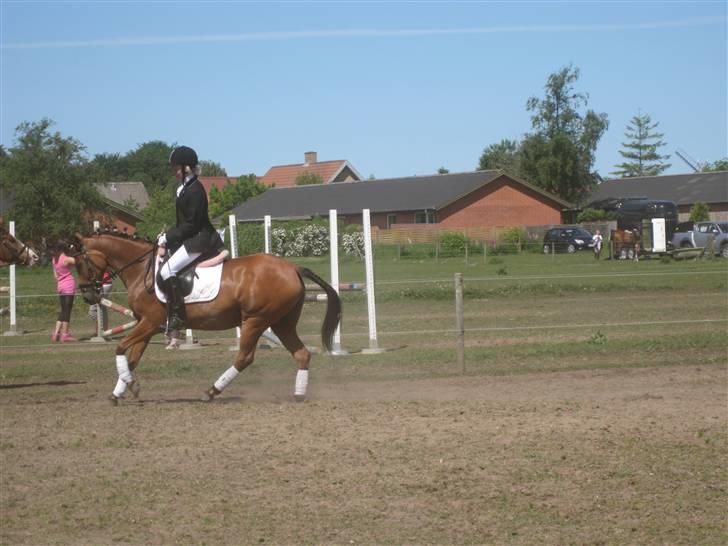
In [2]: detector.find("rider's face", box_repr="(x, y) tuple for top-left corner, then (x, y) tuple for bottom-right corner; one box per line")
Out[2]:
(171, 164), (184, 181)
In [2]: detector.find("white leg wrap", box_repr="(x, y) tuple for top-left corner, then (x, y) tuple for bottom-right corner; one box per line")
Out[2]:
(213, 366), (240, 392)
(294, 369), (309, 397)
(113, 355), (132, 397)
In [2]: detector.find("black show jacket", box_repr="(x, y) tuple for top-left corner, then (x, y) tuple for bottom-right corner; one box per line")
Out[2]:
(165, 176), (223, 255)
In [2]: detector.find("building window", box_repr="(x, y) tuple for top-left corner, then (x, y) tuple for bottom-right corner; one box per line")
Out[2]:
(415, 210), (436, 224)
(387, 214), (397, 228)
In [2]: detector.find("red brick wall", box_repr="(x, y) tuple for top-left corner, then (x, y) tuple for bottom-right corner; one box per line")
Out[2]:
(339, 175), (564, 229)
(438, 176), (562, 228)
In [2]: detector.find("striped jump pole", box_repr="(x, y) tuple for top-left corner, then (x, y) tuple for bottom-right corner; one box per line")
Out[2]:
(97, 298), (138, 339)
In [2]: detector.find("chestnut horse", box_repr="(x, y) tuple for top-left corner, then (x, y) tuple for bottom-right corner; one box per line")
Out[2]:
(72, 231), (341, 404)
(0, 218), (39, 266)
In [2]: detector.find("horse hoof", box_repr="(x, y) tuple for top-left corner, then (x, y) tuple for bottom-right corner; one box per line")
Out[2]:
(294, 395), (306, 403)
(128, 380), (141, 399)
(108, 394), (120, 406)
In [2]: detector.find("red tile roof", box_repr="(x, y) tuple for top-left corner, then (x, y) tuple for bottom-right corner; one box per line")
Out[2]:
(198, 176), (239, 195)
(260, 160), (348, 188)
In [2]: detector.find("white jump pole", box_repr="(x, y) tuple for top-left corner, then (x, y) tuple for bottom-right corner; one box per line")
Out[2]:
(89, 220), (107, 343)
(3, 221), (20, 336)
(361, 209), (384, 353)
(229, 214), (241, 341)
(264, 215), (271, 254)
(257, 214), (282, 349)
(328, 209), (347, 355)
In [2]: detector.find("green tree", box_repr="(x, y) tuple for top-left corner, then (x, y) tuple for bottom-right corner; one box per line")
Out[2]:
(701, 158), (728, 172)
(0, 118), (104, 240)
(612, 111), (671, 177)
(208, 174), (267, 219)
(86, 141), (176, 193)
(688, 202), (711, 222)
(295, 172), (323, 186)
(576, 208), (618, 223)
(478, 138), (522, 175)
(437, 167), (450, 174)
(199, 160), (227, 176)
(519, 65), (609, 203)
(125, 141), (177, 192)
(134, 187), (176, 239)
(86, 152), (131, 183)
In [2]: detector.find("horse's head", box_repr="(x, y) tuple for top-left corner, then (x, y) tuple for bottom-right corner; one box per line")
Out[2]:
(71, 235), (112, 305)
(0, 219), (40, 266)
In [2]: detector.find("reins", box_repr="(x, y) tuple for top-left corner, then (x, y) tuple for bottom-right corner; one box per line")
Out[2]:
(75, 242), (158, 295)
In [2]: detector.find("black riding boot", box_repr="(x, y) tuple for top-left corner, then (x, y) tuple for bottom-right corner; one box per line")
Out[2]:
(164, 276), (187, 332)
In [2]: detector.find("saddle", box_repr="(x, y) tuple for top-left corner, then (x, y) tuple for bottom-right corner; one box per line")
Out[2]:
(154, 249), (229, 303)
(155, 257), (202, 299)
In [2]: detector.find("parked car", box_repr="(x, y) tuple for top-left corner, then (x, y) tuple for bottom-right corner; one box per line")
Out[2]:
(543, 227), (595, 254)
(671, 221), (728, 258)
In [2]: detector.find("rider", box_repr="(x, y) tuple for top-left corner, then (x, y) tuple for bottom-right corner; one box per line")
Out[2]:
(157, 146), (224, 332)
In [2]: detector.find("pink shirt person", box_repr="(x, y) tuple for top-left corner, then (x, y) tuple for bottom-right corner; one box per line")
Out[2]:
(53, 253), (76, 295)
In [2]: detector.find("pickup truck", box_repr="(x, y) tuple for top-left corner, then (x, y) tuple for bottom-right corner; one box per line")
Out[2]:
(671, 221), (728, 258)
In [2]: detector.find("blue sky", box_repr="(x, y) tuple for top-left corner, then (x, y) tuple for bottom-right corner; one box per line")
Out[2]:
(1, 1), (726, 180)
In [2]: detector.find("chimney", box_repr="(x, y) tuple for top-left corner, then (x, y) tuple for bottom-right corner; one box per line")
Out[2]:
(304, 151), (317, 165)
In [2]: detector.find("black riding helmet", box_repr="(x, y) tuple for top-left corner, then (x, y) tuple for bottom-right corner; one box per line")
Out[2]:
(169, 145), (198, 167)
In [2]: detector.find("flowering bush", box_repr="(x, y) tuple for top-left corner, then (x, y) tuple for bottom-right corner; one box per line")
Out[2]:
(271, 224), (329, 257)
(271, 228), (288, 256)
(342, 232), (365, 257)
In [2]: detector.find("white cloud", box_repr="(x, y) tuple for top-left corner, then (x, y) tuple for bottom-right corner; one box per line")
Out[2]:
(2, 16), (724, 50)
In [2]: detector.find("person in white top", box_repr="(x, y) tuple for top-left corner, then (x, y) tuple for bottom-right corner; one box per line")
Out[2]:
(593, 229), (603, 260)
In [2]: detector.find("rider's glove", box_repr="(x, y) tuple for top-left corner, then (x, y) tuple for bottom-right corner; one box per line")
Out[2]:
(157, 233), (167, 246)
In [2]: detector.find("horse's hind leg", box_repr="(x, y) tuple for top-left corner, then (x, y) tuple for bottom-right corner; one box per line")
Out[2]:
(205, 317), (268, 401)
(270, 302), (311, 402)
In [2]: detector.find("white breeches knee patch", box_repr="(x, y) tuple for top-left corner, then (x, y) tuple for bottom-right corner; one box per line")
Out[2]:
(160, 246), (201, 280)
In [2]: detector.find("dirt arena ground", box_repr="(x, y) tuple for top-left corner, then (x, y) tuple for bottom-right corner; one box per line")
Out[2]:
(1, 348), (725, 545)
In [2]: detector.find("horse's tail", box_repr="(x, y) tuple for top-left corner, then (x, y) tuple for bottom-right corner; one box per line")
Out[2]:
(298, 267), (342, 353)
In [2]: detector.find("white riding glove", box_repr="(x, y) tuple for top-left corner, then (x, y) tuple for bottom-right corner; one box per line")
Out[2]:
(157, 233), (167, 246)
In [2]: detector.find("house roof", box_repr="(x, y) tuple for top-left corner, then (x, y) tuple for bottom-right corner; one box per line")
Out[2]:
(231, 170), (573, 221)
(586, 171), (728, 207)
(198, 176), (240, 195)
(95, 182), (150, 210)
(260, 160), (361, 188)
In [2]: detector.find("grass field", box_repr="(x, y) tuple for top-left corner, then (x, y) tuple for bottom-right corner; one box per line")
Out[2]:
(1, 252), (726, 544)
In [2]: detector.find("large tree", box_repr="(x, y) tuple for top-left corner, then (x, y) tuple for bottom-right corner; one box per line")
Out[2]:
(519, 65), (608, 203)
(1, 119), (103, 240)
(701, 158), (728, 172)
(612, 111), (671, 177)
(208, 174), (267, 219)
(478, 138), (522, 175)
(133, 187), (176, 240)
(199, 160), (227, 177)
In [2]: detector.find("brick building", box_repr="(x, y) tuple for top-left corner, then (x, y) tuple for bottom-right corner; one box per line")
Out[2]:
(230, 170), (572, 231)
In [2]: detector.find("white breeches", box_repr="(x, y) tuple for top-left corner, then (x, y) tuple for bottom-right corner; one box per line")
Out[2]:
(160, 246), (201, 280)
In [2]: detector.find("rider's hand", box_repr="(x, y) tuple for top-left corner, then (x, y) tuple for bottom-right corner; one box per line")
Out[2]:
(157, 232), (167, 246)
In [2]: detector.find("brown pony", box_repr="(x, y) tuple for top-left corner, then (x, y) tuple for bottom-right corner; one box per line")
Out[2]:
(72, 231), (342, 404)
(609, 229), (640, 260)
(0, 218), (39, 266)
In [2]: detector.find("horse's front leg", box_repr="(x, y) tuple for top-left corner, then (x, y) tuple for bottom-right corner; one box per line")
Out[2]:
(110, 318), (160, 405)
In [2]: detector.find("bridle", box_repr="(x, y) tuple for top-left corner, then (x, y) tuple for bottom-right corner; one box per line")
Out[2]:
(73, 242), (157, 297)
(0, 230), (33, 265)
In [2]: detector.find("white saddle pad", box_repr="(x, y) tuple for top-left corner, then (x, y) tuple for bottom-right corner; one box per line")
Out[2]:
(154, 257), (224, 304)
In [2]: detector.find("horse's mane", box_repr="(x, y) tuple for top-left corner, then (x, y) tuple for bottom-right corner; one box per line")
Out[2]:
(89, 227), (153, 246)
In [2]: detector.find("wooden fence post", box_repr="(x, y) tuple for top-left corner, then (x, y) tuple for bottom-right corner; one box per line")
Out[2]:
(455, 273), (465, 372)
